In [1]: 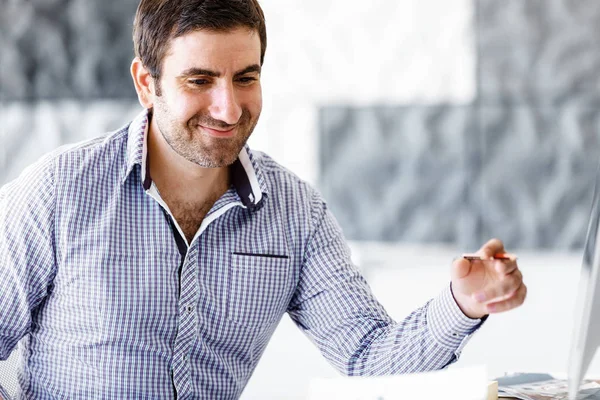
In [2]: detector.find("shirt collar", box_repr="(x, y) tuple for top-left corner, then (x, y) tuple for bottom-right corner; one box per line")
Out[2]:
(123, 108), (267, 210)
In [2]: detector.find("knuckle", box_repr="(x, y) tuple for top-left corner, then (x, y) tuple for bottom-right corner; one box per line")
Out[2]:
(513, 270), (523, 284)
(521, 284), (528, 300)
(491, 238), (503, 247)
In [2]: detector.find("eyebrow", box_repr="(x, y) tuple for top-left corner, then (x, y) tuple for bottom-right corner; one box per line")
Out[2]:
(179, 64), (261, 79)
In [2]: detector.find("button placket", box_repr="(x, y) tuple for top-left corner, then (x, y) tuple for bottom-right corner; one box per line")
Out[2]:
(172, 247), (199, 392)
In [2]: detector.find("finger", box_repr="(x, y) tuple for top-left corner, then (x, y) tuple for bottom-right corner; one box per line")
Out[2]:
(494, 259), (518, 275)
(478, 238), (505, 260)
(451, 257), (473, 280)
(494, 252), (518, 262)
(472, 269), (523, 303)
(486, 283), (527, 313)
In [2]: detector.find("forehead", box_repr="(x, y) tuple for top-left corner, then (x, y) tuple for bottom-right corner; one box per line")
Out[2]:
(162, 27), (261, 73)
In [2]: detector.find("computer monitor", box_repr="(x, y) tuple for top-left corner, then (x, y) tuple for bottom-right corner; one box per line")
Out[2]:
(568, 164), (600, 400)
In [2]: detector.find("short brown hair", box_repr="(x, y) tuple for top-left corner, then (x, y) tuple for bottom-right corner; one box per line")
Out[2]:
(133, 0), (267, 81)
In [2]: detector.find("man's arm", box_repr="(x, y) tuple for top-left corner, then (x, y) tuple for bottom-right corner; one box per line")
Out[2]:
(0, 154), (57, 359)
(287, 200), (482, 376)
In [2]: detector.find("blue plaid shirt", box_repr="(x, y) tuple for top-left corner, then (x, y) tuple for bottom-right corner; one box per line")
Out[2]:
(0, 109), (482, 399)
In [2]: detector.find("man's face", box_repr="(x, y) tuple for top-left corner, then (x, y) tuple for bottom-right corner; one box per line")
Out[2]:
(152, 27), (262, 168)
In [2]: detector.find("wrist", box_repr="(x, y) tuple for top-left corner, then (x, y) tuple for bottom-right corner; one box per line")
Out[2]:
(450, 282), (488, 320)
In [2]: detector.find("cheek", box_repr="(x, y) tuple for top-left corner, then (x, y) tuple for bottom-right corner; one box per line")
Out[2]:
(242, 89), (262, 117)
(166, 91), (205, 121)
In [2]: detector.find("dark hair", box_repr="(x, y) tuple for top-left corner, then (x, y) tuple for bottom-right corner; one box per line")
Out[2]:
(133, 0), (266, 83)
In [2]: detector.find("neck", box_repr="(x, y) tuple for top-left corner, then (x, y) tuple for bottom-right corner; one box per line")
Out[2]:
(147, 115), (230, 203)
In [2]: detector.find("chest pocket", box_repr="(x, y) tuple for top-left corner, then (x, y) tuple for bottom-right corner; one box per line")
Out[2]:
(227, 253), (290, 328)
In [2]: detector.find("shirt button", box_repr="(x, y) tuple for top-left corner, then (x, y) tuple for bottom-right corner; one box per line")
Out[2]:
(187, 305), (194, 313)
(183, 354), (188, 361)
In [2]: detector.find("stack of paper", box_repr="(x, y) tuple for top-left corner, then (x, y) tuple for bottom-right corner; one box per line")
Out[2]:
(497, 373), (600, 400)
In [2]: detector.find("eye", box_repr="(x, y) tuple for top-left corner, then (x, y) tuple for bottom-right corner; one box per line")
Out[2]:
(236, 76), (257, 85)
(189, 78), (209, 86)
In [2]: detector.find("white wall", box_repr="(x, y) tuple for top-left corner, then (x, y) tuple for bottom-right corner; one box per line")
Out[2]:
(249, 0), (475, 184)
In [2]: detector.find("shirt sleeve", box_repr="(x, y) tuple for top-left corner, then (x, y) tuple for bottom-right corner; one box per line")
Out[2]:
(0, 154), (57, 360)
(286, 200), (484, 376)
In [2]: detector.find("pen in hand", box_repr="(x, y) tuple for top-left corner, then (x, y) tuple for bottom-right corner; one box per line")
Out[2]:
(462, 253), (517, 261)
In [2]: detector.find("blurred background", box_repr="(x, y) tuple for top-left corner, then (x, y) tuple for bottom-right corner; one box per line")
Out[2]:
(2, 0), (600, 398)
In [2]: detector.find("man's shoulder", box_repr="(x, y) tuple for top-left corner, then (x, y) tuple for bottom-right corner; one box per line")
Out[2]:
(50, 123), (130, 166)
(250, 149), (312, 190)
(249, 149), (325, 208)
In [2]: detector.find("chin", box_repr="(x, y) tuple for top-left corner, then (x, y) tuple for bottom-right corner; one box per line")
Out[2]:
(192, 151), (239, 168)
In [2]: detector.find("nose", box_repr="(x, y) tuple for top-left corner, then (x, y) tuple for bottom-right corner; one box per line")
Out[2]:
(208, 83), (242, 126)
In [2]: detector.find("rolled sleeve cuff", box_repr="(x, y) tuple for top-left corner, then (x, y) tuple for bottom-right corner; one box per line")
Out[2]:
(427, 283), (485, 353)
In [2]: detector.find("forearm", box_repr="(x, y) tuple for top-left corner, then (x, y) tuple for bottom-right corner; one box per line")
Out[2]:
(338, 285), (483, 376)
(293, 200), (483, 376)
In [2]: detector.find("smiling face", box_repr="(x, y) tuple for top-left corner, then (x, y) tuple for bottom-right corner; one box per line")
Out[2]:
(150, 27), (262, 168)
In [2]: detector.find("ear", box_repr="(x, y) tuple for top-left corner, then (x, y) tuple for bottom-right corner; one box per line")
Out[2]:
(131, 57), (157, 109)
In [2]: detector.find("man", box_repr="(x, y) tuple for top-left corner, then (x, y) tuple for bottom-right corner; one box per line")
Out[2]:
(0, 0), (526, 398)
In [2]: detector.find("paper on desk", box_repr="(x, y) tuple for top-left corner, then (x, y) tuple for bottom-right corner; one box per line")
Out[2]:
(497, 373), (600, 400)
(307, 365), (488, 400)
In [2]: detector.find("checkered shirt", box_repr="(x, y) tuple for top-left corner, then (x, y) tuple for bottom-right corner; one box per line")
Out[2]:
(0, 109), (482, 399)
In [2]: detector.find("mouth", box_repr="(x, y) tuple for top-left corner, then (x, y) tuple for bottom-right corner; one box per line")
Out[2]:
(199, 125), (236, 138)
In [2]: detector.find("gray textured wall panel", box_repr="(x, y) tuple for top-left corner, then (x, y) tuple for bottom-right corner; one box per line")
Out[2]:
(478, 0), (600, 103)
(477, 104), (600, 249)
(319, 1), (600, 249)
(1, 0), (139, 100)
(319, 102), (600, 249)
(319, 106), (477, 245)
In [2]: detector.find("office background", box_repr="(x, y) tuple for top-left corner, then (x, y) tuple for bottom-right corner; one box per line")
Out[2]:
(2, 0), (600, 398)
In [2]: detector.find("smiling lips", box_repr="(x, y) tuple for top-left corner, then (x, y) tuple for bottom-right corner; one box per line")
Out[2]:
(200, 125), (236, 138)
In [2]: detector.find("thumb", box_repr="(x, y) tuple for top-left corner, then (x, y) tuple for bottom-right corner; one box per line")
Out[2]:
(451, 257), (472, 281)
